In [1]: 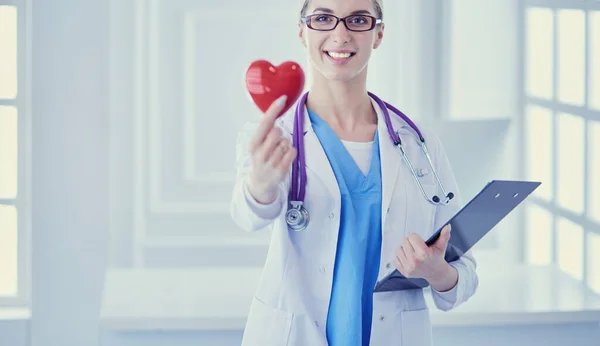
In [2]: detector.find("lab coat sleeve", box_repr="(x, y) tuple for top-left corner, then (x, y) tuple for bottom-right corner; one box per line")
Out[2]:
(230, 120), (290, 232)
(429, 134), (479, 312)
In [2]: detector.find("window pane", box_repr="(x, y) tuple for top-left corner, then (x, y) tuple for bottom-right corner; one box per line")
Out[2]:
(557, 217), (584, 281)
(557, 10), (585, 106)
(0, 106), (18, 199)
(557, 113), (584, 214)
(526, 203), (553, 265)
(526, 7), (554, 99)
(0, 205), (17, 296)
(590, 121), (600, 223)
(526, 105), (553, 200)
(591, 11), (600, 110)
(0, 5), (18, 99)
(587, 232), (600, 295)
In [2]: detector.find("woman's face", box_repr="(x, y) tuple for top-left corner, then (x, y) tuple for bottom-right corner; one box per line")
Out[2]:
(298, 0), (384, 83)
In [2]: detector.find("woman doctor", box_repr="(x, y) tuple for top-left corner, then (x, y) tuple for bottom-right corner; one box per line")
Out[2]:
(230, 0), (478, 345)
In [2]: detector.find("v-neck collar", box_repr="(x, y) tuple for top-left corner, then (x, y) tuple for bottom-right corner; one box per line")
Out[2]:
(307, 109), (381, 194)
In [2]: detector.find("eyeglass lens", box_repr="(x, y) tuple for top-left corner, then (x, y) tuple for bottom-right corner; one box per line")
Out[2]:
(307, 14), (374, 31)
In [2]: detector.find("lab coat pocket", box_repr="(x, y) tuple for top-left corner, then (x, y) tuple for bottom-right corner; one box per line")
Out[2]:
(241, 296), (293, 346)
(400, 308), (433, 346)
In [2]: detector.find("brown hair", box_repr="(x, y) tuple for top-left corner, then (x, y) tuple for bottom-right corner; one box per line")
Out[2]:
(299, 0), (384, 20)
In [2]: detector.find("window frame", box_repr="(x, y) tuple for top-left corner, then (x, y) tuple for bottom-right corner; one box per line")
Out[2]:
(519, 0), (600, 293)
(0, 0), (31, 308)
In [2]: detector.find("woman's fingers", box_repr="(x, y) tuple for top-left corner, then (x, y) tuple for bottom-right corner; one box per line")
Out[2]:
(249, 95), (287, 152)
(276, 145), (297, 173)
(267, 138), (288, 167)
(395, 246), (407, 273)
(254, 127), (283, 164)
(402, 237), (416, 263)
(394, 256), (404, 272)
(407, 233), (429, 261)
(269, 138), (296, 172)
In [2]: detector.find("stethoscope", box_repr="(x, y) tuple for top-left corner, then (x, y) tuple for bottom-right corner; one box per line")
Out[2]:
(285, 91), (455, 232)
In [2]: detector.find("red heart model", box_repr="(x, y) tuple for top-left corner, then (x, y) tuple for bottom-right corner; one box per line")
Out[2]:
(245, 60), (305, 118)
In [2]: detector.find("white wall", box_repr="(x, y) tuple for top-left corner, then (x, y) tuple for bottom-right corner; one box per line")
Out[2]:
(0, 319), (27, 346)
(29, 0), (109, 345)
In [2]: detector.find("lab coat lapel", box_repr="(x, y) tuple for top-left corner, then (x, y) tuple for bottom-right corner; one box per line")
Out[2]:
(372, 98), (406, 230)
(279, 104), (341, 205)
(301, 107), (342, 205)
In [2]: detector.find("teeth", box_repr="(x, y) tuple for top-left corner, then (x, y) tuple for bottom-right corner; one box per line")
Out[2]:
(327, 51), (352, 59)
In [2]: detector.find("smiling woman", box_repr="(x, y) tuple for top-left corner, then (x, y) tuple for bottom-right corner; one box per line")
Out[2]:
(230, 0), (478, 345)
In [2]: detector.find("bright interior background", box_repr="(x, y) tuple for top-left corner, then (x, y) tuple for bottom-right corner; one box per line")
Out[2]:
(0, 0), (599, 345)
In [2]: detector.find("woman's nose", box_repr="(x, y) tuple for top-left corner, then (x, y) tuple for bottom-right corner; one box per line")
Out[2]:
(331, 20), (351, 43)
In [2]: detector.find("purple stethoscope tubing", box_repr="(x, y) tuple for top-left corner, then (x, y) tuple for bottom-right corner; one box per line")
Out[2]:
(286, 91), (454, 231)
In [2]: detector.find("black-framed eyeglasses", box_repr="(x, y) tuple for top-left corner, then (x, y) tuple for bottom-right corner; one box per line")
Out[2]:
(301, 14), (382, 32)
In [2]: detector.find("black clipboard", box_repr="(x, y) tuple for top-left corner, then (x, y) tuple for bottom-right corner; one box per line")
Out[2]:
(373, 180), (541, 293)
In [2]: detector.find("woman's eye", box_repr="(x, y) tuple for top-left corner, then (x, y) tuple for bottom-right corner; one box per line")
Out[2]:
(350, 16), (367, 24)
(316, 15), (331, 22)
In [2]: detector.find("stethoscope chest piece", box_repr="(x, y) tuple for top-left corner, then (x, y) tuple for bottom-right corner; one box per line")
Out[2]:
(286, 201), (309, 231)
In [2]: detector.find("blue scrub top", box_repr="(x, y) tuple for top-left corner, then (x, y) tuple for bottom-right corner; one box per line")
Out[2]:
(307, 109), (383, 346)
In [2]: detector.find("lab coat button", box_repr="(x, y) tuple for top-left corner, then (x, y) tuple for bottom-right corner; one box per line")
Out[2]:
(386, 263), (391, 269)
(315, 321), (319, 327)
(380, 316), (385, 321)
(387, 207), (390, 213)
(319, 267), (325, 273)
(328, 213), (334, 219)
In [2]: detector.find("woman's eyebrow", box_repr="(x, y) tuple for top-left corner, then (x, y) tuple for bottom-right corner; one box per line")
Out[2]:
(312, 7), (334, 13)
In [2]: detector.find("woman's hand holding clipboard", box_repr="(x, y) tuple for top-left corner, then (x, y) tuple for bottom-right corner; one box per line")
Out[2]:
(374, 180), (542, 293)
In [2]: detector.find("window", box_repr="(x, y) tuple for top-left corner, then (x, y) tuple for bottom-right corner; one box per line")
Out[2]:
(526, 7), (553, 100)
(587, 232), (600, 293)
(525, 204), (553, 265)
(0, 2), (30, 306)
(592, 11), (600, 110)
(522, 1), (600, 295)
(557, 112), (584, 214)
(525, 105), (553, 201)
(590, 121), (600, 223)
(0, 107), (18, 297)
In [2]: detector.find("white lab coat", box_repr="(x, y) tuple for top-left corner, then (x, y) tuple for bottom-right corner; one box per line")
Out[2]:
(230, 96), (478, 346)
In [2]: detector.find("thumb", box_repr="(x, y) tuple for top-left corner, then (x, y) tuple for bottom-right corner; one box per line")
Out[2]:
(264, 95), (288, 121)
(434, 225), (451, 247)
